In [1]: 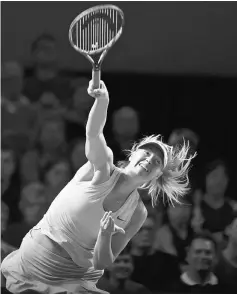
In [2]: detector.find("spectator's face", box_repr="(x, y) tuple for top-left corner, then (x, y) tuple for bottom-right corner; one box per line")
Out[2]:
(132, 217), (155, 249)
(1, 150), (16, 178)
(40, 121), (65, 149)
(45, 161), (71, 188)
(187, 238), (215, 272)
(1, 201), (9, 233)
(110, 253), (133, 280)
(112, 111), (140, 138)
(206, 165), (228, 196)
(71, 140), (87, 172)
(167, 204), (191, 229)
(20, 184), (47, 225)
(34, 39), (57, 66)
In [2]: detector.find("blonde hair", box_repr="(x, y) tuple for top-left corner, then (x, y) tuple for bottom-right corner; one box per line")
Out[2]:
(119, 135), (196, 207)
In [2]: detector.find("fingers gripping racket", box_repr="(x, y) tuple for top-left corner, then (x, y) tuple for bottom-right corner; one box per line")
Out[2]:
(69, 5), (125, 89)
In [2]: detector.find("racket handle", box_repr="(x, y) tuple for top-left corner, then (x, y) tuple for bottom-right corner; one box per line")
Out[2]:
(92, 69), (101, 89)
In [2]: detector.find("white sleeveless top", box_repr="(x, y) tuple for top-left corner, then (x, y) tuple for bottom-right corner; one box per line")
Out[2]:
(35, 167), (139, 270)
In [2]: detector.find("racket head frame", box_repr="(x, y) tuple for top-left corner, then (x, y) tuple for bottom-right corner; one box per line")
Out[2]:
(68, 4), (125, 70)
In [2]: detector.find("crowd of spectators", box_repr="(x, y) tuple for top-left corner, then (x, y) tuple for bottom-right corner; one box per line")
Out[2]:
(1, 33), (237, 294)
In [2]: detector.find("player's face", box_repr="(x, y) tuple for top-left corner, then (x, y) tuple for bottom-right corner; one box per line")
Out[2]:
(128, 145), (163, 182)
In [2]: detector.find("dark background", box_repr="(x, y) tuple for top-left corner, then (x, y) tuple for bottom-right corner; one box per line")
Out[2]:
(1, 1), (237, 178)
(1, 2), (237, 294)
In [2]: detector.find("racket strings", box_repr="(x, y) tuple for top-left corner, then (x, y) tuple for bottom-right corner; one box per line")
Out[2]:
(73, 8), (122, 53)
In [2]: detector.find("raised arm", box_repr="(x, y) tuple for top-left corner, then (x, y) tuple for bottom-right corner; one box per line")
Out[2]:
(86, 80), (113, 170)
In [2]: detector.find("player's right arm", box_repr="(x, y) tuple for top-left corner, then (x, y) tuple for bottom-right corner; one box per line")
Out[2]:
(85, 80), (113, 173)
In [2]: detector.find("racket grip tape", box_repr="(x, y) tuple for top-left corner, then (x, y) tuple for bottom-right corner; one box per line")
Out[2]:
(92, 69), (101, 89)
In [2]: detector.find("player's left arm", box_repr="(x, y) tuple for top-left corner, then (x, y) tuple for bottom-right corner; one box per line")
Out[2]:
(93, 199), (147, 270)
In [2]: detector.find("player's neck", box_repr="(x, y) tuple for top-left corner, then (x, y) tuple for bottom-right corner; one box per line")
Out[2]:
(117, 172), (140, 195)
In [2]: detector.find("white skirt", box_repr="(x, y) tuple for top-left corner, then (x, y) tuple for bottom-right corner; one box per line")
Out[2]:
(1, 229), (109, 294)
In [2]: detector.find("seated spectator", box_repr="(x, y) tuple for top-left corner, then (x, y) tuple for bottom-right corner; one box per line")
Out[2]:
(138, 188), (164, 224)
(2, 182), (48, 248)
(170, 232), (222, 293)
(168, 128), (199, 157)
(1, 201), (16, 292)
(1, 61), (39, 153)
(168, 127), (200, 190)
(97, 246), (151, 294)
(130, 215), (180, 292)
(154, 198), (194, 266)
(34, 91), (67, 126)
(1, 201), (17, 262)
(214, 217), (237, 292)
(107, 106), (141, 163)
(1, 145), (22, 224)
(43, 158), (72, 204)
(65, 78), (94, 142)
(23, 33), (73, 106)
(197, 158), (235, 250)
(69, 137), (87, 174)
(20, 115), (68, 184)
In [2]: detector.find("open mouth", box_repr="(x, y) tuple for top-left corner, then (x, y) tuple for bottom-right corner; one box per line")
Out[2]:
(139, 163), (148, 172)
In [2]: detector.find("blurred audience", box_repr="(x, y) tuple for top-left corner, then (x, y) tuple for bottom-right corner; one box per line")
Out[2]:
(2, 182), (48, 248)
(23, 33), (73, 106)
(1, 145), (22, 224)
(196, 158), (235, 250)
(43, 158), (72, 204)
(108, 106), (141, 163)
(214, 217), (237, 292)
(1, 202), (16, 291)
(168, 128), (199, 157)
(65, 78), (94, 142)
(69, 137), (87, 174)
(154, 198), (194, 267)
(130, 215), (180, 292)
(1, 61), (39, 153)
(1, 201), (17, 261)
(168, 127), (201, 190)
(170, 232), (223, 293)
(97, 246), (151, 294)
(20, 115), (68, 184)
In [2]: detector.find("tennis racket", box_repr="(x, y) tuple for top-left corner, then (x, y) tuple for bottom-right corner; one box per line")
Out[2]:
(69, 4), (125, 89)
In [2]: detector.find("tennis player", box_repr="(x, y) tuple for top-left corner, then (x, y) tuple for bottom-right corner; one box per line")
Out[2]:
(1, 80), (196, 294)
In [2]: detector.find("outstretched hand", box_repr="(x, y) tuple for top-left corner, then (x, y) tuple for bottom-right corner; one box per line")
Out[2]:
(87, 80), (109, 100)
(100, 211), (125, 236)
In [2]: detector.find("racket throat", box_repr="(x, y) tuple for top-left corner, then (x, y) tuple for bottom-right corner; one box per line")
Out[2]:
(92, 68), (101, 89)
